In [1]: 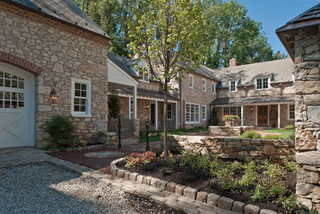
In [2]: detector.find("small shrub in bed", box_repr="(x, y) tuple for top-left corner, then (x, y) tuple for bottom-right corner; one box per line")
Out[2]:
(180, 150), (210, 175)
(284, 159), (297, 173)
(283, 125), (295, 131)
(239, 131), (261, 139)
(124, 151), (156, 168)
(263, 134), (279, 140)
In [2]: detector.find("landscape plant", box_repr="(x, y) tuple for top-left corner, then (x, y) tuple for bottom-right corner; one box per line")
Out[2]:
(239, 131), (261, 139)
(45, 114), (76, 149)
(222, 114), (240, 121)
(124, 151), (156, 168)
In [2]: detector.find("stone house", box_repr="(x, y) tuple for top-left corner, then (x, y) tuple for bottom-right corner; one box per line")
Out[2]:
(210, 58), (296, 128)
(276, 3), (320, 210)
(0, 0), (111, 148)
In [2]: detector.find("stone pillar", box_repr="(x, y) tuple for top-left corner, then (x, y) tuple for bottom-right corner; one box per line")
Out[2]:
(294, 28), (320, 211)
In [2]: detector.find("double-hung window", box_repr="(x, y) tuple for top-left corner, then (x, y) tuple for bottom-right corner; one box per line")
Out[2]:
(139, 71), (149, 82)
(72, 78), (91, 117)
(212, 82), (216, 94)
(202, 79), (206, 92)
(202, 105), (206, 120)
(289, 104), (295, 120)
(256, 78), (269, 89)
(188, 74), (194, 89)
(185, 103), (200, 123)
(223, 106), (242, 119)
(167, 103), (172, 119)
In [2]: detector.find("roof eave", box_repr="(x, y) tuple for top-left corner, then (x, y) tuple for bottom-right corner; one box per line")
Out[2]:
(4, 0), (111, 41)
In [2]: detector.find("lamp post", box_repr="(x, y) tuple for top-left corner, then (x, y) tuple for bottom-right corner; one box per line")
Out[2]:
(145, 103), (150, 151)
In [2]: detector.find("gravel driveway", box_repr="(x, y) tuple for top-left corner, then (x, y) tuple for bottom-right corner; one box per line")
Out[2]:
(0, 163), (184, 214)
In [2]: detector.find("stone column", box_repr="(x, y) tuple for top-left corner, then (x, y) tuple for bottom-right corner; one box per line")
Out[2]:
(294, 28), (320, 211)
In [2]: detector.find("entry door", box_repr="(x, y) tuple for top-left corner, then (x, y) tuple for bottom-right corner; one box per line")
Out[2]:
(151, 103), (155, 127)
(0, 63), (35, 148)
(257, 106), (268, 127)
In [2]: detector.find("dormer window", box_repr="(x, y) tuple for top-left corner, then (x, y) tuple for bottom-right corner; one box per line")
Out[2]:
(139, 71), (149, 82)
(202, 79), (206, 92)
(256, 78), (269, 90)
(229, 81), (237, 92)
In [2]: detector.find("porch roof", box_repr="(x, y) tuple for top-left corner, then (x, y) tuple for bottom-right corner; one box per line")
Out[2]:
(211, 94), (295, 106)
(118, 88), (179, 102)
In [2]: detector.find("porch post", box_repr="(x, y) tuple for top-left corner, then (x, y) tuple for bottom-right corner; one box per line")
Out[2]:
(175, 102), (178, 129)
(128, 97), (131, 119)
(278, 103), (281, 128)
(133, 86), (137, 119)
(255, 106), (258, 127)
(241, 105), (244, 126)
(155, 100), (158, 130)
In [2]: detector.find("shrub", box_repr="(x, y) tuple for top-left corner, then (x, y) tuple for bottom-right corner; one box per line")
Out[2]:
(108, 90), (120, 119)
(210, 106), (219, 125)
(264, 163), (286, 180)
(166, 156), (176, 166)
(263, 134), (279, 140)
(284, 159), (297, 173)
(239, 131), (261, 139)
(181, 150), (210, 174)
(125, 151), (156, 168)
(284, 125), (295, 131)
(279, 133), (295, 140)
(45, 114), (76, 149)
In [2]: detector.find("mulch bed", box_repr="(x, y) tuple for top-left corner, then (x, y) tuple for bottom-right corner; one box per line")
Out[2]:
(117, 155), (297, 213)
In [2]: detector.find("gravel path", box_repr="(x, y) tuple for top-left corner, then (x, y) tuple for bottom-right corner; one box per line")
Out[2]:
(0, 163), (184, 214)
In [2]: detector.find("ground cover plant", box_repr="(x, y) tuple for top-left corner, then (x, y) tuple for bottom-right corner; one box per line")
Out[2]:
(118, 149), (315, 213)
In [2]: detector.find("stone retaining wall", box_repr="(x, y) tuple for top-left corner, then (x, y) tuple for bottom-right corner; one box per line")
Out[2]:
(209, 126), (254, 136)
(166, 135), (295, 162)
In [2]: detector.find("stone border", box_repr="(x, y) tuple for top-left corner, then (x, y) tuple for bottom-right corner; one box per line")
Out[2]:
(111, 158), (280, 214)
(47, 144), (110, 152)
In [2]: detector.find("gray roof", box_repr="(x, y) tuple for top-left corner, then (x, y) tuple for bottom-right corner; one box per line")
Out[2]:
(7, 0), (110, 39)
(108, 53), (139, 78)
(211, 94), (295, 106)
(210, 59), (295, 89)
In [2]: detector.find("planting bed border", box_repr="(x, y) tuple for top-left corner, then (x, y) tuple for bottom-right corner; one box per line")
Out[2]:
(111, 158), (279, 214)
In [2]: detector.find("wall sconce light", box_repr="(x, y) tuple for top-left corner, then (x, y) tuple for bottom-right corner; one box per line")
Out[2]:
(250, 107), (254, 112)
(145, 103), (150, 110)
(50, 88), (58, 103)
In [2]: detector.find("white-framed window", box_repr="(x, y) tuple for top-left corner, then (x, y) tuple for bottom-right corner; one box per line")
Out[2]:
(71, 78), (91, 117)
(202, 79), (206, 92)
(292, 73), (295, 87)
(223, 106), (241, 119)
(202, 105), (206, 120)
(288, 104), (295, 120)
(139, 71), (150, 82)
(188, 74), (194, 89)
(229, 81), (237, 92)
(185, 103), (200, 123)
(212, 82), (216, 94)
(255, 78), (269, 90)
(167, 103), (172, 119)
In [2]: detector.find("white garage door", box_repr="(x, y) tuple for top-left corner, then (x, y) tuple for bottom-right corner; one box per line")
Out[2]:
(0, 62), (35, 148)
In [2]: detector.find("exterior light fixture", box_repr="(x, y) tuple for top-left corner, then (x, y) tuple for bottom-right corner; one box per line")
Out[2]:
(50, 88), (58, 103)
(145, 103), (150, 110)
(250, 107), (254, 112)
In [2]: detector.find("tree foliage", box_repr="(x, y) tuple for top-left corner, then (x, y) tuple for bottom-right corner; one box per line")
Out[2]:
(127, 0), (205, 157)
(108, 90), (121, 119)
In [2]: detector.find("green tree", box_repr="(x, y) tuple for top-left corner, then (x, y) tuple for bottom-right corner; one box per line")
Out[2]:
(108, 90), (121, 119)
(128, 0), (205, 158)
(203, 0), (286, 68)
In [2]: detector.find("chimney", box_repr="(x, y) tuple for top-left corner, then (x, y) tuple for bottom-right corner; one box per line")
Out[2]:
(229, 58), (237, 67)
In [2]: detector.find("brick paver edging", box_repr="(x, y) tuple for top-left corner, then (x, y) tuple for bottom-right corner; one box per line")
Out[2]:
(48, 144), (110, 152)
(110, 158), (279, 214)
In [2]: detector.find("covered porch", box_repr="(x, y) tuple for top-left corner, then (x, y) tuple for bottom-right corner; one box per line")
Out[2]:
(211, 95), (295, 128)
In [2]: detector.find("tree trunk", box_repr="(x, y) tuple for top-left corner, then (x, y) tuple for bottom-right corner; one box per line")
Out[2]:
(163, 79), (168, 158)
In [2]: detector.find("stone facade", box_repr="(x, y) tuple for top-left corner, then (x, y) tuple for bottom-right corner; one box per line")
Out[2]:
(209, 126), (254, 136)
(180, 72), (218, 129)
(293, 27), (320, 210)
(0, 1), (109, 148)
(164, 135), (295, 163)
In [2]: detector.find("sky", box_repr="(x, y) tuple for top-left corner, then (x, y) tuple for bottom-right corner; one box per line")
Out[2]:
(236, 0), (318, 55)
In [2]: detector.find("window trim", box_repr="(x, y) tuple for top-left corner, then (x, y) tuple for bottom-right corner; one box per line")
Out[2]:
(229, 81), (237, 92)
(223, 106), (242, 119)
(185, 102), (200, 124)
(202, 79), (206, 92)
(255, 77), (270, 90)
(202, 105), (207, 121)
(288, 104), (295, 120)
(71, 78), (92, 117)
(188, 74), (194, 89)
(212, 82), (216, 94)
(139, 71), (150, 83)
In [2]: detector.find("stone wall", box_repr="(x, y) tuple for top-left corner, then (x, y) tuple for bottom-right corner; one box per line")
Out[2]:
(209, 126), (254, 136)
(181, 73), (218, 129)
(294, 26), (320, 210)
(0, 2), (109, 148)
(165, 135), (295, 163)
